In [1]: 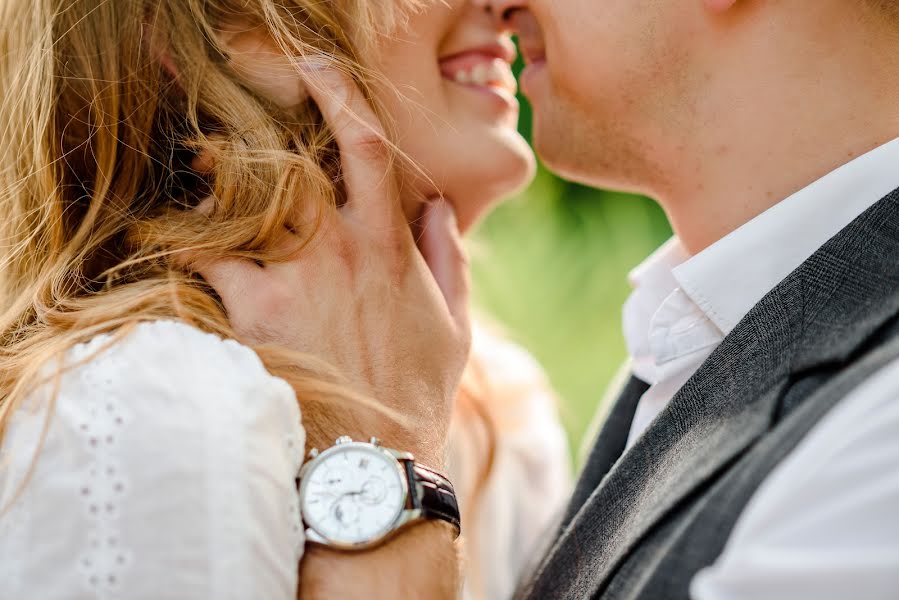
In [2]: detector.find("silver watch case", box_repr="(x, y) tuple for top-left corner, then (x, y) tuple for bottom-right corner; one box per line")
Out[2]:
(297, 437), (423, 551)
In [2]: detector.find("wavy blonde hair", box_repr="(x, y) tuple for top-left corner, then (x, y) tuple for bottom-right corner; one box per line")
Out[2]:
(0, 0), (423, 438)
(0, 0), (498, 581)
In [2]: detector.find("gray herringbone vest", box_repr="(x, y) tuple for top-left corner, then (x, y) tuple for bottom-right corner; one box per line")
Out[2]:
(515, 188), (899, 599)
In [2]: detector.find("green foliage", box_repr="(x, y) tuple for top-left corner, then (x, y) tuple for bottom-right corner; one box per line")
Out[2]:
(467, 56), (672, 461)
(468, 142), (670, 461)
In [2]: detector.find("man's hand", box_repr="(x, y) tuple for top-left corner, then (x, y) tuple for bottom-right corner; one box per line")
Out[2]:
(192, 63), (470, 469)
(173, 25), (466, 599)
(188, 21), (472, 467)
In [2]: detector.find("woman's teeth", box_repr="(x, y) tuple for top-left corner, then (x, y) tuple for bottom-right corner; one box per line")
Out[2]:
(448, 61), (515, 90)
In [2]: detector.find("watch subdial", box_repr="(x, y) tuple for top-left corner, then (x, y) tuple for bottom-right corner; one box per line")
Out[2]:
(360, 477), (387, 506)
(331, 496), (361, 526)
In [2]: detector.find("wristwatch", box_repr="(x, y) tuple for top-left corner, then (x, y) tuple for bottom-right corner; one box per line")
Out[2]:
(297, 436), (461, 550)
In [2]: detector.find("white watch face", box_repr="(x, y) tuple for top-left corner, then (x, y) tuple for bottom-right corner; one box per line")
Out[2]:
(300, 443), (407, 546)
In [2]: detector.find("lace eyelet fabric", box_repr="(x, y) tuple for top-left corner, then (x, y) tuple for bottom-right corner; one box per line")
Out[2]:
(75, 347), (134, 597)
(0, 321), (307, 599)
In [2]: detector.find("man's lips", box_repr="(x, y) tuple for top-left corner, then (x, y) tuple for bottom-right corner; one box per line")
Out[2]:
(510, 9), (546, 65)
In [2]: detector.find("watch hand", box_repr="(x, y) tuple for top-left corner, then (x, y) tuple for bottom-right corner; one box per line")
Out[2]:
(330, 490), (363, 508)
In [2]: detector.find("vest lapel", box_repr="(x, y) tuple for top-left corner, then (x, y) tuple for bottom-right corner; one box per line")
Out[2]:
(519, 189), (899, 599)
(559, 375), (648, 529)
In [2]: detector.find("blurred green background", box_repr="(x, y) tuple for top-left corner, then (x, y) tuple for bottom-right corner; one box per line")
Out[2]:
(467, 66), (672, 461)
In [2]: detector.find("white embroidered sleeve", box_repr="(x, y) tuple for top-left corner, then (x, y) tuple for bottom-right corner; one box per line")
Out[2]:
(0, 321), (305, 600)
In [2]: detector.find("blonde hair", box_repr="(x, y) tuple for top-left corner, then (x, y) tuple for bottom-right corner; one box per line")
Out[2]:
(0, 0), (500, 577)
(0, 0), (426, 444)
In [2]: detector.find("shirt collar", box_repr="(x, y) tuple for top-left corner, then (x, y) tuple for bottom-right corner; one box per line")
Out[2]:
(627, 238), (690, 299)
(672, 136), (899, 335)
(624, 239), (717, 383)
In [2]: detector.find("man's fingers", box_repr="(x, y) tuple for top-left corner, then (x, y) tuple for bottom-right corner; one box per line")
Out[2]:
(417, 198), (470, 331)
(168, 198), (216, 270)
(192, 256), (264, 309)
(301, 66), (399, 229)
(214, 23), (402, 232)
(194, 196), (216, 216)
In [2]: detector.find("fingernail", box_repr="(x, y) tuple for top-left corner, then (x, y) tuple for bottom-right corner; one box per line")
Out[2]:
(440, 198), (457, 222)
(427, 198), (457, 228)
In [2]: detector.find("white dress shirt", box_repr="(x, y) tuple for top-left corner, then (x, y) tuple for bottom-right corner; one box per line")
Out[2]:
(621, 137), (899, 599)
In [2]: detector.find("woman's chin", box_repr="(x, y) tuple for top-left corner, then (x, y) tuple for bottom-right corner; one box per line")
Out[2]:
(401, 137), (537, 234)
(456, 169), (537, 234)
(492, 143), (539, 199)
(460, 126), (538, 200)
(512, 143), (539, 193)
(501, 131), (539, 193)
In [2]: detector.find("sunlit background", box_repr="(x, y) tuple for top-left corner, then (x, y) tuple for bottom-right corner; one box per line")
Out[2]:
(468, 59), (672, 461)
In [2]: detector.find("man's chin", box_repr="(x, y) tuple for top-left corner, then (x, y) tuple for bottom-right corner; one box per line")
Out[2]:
(532, 131), (585, 184)
(533, 125), (653, 195)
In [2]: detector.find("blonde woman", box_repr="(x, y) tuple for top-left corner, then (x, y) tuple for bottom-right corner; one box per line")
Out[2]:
(0, 1), (569, 599)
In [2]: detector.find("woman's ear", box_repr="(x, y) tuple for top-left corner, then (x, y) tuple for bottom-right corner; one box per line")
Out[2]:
(704, 0), (739, 14)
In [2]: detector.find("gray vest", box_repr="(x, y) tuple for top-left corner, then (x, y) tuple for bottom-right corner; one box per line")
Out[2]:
(515, 188), (899, 599)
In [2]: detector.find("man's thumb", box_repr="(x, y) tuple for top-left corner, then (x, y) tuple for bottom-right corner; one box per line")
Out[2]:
(417, 198), (471, 331)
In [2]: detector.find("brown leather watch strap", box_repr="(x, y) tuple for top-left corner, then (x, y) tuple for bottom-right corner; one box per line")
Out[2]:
(402, 461), (462, 537)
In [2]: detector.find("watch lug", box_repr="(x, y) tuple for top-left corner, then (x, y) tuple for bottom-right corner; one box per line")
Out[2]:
(297, 460), (313, 479)
(384, 447), (415, 462)
(394, 508), (424, 529)
(335, 436), (353, 445)
(305, 528), (328, 545)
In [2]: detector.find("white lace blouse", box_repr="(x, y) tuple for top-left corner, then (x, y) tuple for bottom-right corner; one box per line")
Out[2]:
(0, 320), (569, 599)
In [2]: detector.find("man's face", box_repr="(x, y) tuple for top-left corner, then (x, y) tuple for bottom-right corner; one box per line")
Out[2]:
(491, 0), (703, 194)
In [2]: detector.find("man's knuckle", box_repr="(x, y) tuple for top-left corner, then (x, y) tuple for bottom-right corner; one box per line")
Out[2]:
(331, 233), (360, 265)
(351, 133), (389, 161)
(382, 233), (407, 258)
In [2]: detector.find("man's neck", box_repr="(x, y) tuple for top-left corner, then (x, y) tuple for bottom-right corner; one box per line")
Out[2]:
(655, 13), (899, 255)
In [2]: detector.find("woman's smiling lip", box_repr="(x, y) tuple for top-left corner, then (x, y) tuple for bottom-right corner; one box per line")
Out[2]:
(439, 39), (518, 67)
(438, 40), (519, 100)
